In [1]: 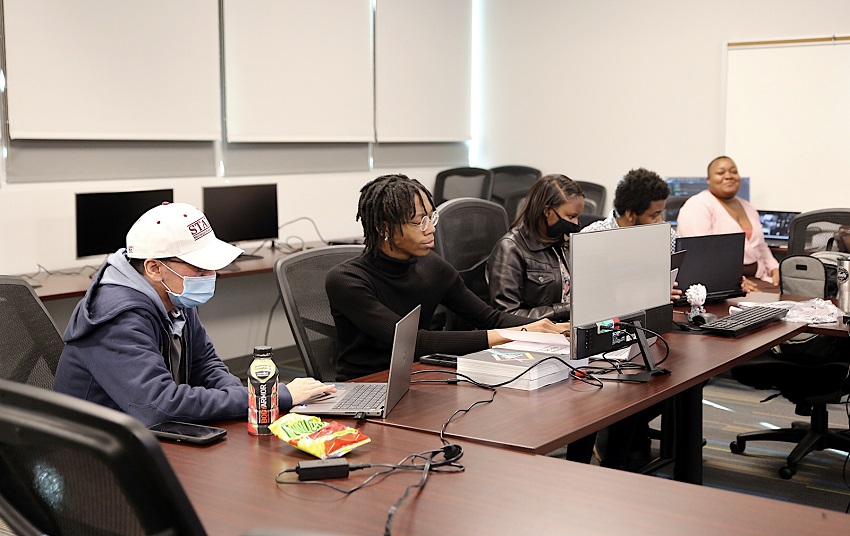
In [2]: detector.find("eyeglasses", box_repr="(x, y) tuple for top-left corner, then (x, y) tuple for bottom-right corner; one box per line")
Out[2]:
(410, 210), (439, 231)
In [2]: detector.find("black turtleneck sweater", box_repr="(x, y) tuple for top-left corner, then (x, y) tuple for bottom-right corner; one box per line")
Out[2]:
(326, 250), (528, 380)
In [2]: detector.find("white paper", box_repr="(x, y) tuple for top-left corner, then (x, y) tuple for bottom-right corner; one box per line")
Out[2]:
(495, 329), (570, 346)
(498, 340), (571, 356)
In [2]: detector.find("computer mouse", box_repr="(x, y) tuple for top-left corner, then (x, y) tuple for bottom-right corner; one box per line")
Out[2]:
(691, 312), (718, 326)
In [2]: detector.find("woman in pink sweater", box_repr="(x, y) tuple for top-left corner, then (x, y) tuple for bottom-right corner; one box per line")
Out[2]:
(677, 156), (779, 289)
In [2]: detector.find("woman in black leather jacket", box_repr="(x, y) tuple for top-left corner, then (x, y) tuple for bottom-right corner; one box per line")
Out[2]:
(487, 174), (585, 322)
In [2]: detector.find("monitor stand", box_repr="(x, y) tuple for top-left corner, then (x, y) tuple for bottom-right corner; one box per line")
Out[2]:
(615, 320), (670, 383)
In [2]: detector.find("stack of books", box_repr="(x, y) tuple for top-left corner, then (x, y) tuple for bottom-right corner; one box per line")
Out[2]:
(456, 348), (589, 391)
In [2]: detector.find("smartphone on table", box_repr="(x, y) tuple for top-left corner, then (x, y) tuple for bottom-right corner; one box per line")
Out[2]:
(418, 354), (458, 368)
(148, 421), (227, 445)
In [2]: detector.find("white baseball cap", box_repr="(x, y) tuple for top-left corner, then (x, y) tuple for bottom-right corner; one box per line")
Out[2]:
(126, 202), (243, 270)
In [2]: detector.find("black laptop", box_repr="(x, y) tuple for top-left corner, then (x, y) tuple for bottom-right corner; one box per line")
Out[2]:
(758, 210), (800, 247)
(674, 233), (746, 304)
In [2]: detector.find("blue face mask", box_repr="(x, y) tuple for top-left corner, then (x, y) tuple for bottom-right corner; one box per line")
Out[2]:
(159, 261), (216, 308)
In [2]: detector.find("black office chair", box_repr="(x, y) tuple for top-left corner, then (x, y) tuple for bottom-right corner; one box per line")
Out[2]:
(786, 208), (850, 255)
(576, 181), (606, 216)
(0, 378), (206, 536)
(489, 165), (542, 222)
(274, 246), (365, 382)
(729, 219), (850, 479)
(0, 276), (64, 390)
(578, 213), (605, 230)
(663, 195), (690, 225)
(433, 198), (510, 330)
(433, 167), (494, 207)
(729, 355), (850, 479)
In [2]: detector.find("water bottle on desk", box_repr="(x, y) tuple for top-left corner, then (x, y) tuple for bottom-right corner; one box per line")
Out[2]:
(248, 346), (279, 435)
(837, 257), (850, 313)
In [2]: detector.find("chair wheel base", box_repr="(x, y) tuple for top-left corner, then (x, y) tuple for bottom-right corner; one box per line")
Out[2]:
(730, 441), (745, 454)
(779, 465), (796, 480)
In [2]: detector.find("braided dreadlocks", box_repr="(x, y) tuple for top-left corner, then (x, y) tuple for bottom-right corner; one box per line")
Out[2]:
(357, 174), (435, 256)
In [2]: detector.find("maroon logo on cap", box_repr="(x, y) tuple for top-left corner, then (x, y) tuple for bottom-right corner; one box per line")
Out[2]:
(188, 217), (212, 241)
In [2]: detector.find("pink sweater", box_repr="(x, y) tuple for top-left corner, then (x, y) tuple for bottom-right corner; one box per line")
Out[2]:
(677, 190), (779, 282)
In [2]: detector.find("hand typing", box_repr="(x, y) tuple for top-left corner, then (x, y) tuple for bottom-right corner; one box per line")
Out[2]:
(286, 377), (337, 405)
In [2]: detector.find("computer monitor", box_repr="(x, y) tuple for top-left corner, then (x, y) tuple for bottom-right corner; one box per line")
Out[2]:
(76, 189), (173, 258)
(202, 184), (279, 245)
(758, 210), (800, 243)
(666, 177), (750, 201)
(570, 223), (672, 378)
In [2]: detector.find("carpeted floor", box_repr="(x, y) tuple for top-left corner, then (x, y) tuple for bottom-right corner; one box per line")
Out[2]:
(694, 374), (850, 512)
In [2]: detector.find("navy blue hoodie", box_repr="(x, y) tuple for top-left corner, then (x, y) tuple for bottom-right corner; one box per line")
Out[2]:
(54, 249), (292, 426)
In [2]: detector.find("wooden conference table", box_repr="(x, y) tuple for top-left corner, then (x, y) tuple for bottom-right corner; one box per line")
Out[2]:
(161, 419), (850, 536)
(357, 304), (807, 483)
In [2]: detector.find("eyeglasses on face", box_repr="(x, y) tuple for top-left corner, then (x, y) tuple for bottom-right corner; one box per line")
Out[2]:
(410, 210), (439, 231)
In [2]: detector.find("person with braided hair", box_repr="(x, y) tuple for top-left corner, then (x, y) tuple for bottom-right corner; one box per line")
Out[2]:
(326, 173), (569, 382)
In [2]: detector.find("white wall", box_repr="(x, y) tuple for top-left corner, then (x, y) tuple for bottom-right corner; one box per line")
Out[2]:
(476, 0), (850, 212)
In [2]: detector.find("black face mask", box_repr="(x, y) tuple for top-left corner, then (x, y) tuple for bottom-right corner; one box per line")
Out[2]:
(545, 214), (581, 239)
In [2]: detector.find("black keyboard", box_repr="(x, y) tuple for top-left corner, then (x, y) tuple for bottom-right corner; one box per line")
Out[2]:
(699, 306), (788, 337)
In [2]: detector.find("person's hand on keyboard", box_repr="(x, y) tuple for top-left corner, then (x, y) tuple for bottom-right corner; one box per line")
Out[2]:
(287, 378), (337, 405)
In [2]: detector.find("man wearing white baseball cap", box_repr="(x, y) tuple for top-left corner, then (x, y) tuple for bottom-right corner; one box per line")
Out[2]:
(54, 202), (335, 426)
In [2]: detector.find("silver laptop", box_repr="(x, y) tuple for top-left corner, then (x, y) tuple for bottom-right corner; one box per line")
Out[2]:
(758, 210), (800, 247)
(290, 305), (420, 418)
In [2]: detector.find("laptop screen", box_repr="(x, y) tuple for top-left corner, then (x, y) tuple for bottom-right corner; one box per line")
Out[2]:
(758, 210), (800, 241)
(674, 233), (746, 303)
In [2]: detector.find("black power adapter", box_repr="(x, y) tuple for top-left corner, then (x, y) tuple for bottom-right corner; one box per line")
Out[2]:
(294, 458), (351, 481)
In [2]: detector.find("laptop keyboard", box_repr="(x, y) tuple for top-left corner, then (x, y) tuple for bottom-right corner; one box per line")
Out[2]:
(332, 383), (386, 410)
(699, 306), (788, 337)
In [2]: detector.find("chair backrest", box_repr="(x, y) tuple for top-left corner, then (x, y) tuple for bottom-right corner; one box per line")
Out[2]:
(576, 181), (607, 216)
(433, 167), (494, 206)
(0, 276), (64, 390)
(787, 208), (850, 255)
(578, 213), (605, 230)
(274, 246), (365, 382)
(434, 199), (509, 329)
(489, 166), (542, 214)
(501, 190), (528, 224)
(663, 195), (690, 224)
(0, 378), (206, 536)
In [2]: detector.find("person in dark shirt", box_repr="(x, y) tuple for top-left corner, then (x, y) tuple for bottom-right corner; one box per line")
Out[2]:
(326, 174), (569, 382)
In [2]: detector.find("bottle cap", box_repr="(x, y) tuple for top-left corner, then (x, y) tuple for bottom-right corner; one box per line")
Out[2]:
(253, 346), (273, 359)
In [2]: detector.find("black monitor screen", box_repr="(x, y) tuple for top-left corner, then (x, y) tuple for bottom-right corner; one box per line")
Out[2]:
(666, 177), (750, 201)
(76, 189), (173, 258)
(203, 184), (278, 243)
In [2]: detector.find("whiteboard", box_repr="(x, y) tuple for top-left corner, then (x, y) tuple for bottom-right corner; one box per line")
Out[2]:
(375, 0), (472, 142)
(725, 41), (850, 212)
(222, 0), (374, 143)
(3, 0), (220, 141)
